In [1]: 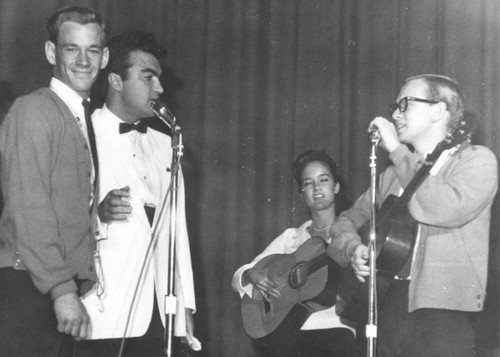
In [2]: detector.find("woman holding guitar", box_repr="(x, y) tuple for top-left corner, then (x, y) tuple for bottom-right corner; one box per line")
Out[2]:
(232, 149), (358, 357)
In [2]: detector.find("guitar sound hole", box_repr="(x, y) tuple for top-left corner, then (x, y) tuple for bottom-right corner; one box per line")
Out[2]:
(289, 262), (307, 289)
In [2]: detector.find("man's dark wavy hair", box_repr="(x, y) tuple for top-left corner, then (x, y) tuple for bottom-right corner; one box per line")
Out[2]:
(105, 31), (167, 80)
(90, 31), (166, 106)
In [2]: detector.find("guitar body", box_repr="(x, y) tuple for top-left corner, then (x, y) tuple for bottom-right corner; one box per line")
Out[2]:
(372, 195), (417, 275)
(241, 237), (340, 346)
(340, 195), (418, 322)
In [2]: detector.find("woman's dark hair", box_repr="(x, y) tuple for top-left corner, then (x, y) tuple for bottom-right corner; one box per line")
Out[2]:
(292, 149), (338, 190)
(292, 149), (348, 214)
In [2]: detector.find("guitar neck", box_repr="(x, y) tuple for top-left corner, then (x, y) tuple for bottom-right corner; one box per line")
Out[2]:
(307, 253), (329, 275)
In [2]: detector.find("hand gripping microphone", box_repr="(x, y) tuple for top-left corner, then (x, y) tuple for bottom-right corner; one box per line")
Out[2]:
(369, 128), (381, 145)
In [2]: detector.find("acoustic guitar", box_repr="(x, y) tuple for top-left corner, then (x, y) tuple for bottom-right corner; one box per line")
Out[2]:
(240, 236), (341, 347)
(339, 117), (474, 323)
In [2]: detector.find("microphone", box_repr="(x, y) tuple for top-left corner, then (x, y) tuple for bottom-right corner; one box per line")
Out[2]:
(150, 99), (180, 132)
(369, 128), (380, 144)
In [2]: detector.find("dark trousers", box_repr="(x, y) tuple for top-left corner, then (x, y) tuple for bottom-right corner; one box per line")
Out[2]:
(376, 280), (476, 357)
(258, 327), (357, 357)
(0, 267), (73, 357)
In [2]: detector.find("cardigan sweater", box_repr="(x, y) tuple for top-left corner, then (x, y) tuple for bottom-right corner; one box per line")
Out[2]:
(0, 88), (96, 299)
(328, 143), (498, 312)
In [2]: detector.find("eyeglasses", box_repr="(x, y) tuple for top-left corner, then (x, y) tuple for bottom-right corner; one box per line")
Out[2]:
(389, 96), (439, 115)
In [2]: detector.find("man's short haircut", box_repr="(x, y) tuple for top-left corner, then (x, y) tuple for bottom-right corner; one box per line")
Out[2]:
(406, 74), (465, 128)
(46, 6), (107, 44)
(105, 31), (167, 80)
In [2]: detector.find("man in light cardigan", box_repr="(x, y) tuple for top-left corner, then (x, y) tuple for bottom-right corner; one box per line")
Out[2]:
(0, 6), (109, 357)
(328, 74), (498, 357)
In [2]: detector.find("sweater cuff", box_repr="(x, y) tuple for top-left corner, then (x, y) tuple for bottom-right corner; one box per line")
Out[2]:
(328, 232), (362, 266)
(50, 279), (78, 300)
(388, 144), (409, 165)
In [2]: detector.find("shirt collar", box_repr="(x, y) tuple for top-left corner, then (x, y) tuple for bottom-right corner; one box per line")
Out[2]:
(98, 105), (146, 133)
(98, 104), (129, 127)
(49, 77), (87, 120)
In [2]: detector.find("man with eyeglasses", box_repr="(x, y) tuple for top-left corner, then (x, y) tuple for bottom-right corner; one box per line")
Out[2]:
(327, 74), (498, 356)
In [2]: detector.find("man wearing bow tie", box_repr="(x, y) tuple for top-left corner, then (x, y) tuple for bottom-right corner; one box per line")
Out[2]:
(76, 31), (199, 356)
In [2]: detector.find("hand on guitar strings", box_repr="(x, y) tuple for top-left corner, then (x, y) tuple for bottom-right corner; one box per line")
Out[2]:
(350, 244), (370, 283)
(368, 116), (401, 153)
(243, 268), (281, 300)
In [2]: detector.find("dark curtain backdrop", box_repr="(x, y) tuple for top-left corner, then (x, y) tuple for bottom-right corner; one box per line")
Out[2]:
(1, 1), (499, 356)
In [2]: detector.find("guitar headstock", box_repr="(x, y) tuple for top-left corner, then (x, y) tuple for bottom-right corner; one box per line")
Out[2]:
(428, 112), (476, 162)
(444, 111), (476, 145)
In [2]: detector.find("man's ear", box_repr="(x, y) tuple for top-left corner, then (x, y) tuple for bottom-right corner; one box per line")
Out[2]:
(45, 41), (56, 66)
(432, 101), (448, 123)
(100, 47), (109, 69)
(108, 73), (123, 91)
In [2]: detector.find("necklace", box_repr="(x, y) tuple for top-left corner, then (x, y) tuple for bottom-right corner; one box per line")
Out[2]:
(310, 223), (333, 232)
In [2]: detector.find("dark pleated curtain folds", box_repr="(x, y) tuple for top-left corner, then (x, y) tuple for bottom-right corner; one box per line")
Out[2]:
(0, 0), (499, 355)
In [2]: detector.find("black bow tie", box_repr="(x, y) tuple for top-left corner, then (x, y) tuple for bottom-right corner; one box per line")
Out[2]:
(119, 122), (148, 134)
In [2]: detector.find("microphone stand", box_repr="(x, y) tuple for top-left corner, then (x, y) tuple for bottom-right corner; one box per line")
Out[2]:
(150, 101), (183, 357)
(117, 102), (183, 357)
(163, 120), (182, 357)
(117, 140), (182, 357)
(366, 132), (380, 357)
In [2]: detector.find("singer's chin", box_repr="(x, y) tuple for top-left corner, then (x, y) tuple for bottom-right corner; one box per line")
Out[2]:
(150, 98), (161, 107)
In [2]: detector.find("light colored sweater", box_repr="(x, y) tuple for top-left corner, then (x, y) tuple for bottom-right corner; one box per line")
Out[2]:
(329, 143), (498, 312)
(0, 88), (96, 299)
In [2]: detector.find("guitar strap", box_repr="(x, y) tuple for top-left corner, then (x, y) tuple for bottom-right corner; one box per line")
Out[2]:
(396, 144), (461, 280)
(429, 146), (459, 175)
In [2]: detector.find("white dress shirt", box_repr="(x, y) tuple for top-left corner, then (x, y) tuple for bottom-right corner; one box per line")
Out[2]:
(50, 78), (96, 191)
